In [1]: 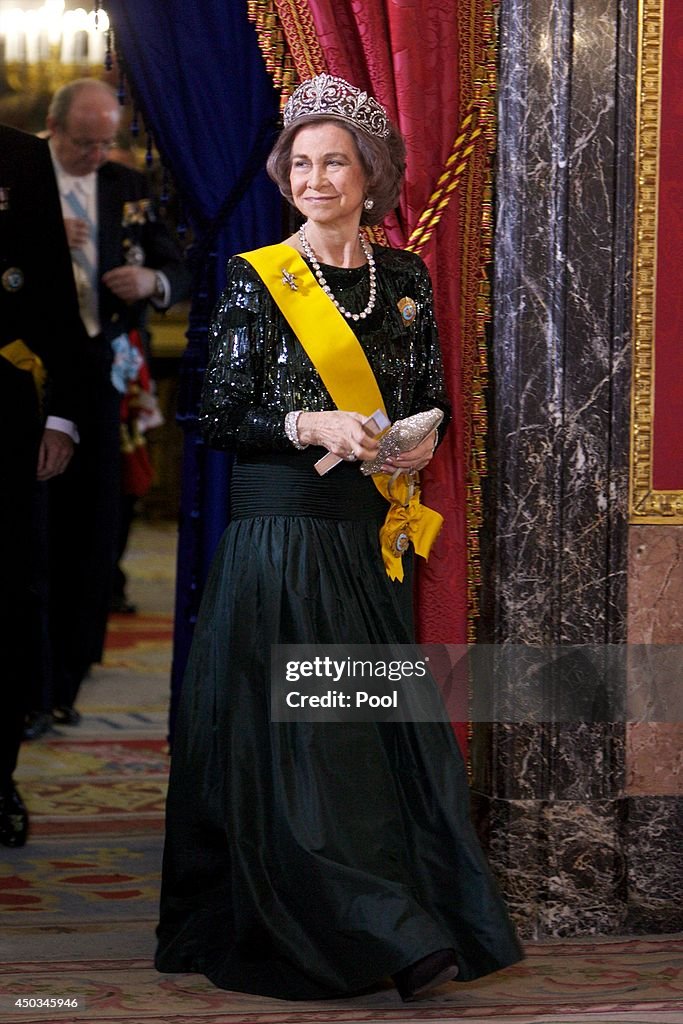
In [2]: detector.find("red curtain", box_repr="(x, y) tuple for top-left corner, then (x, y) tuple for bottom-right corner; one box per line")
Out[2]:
(652, 0), (683, 490)
(272, 0), (471, 647)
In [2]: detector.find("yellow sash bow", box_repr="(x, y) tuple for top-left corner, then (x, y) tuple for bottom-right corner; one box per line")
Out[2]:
(240, 243), (443, 581)
(0, 339), (47, 407)
(373, 472), (444, 581)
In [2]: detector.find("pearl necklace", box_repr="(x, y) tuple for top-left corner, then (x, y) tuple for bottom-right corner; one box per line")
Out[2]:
(299, 225), (377, 321)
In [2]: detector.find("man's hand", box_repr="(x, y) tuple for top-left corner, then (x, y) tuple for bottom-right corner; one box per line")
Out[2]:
(101, 265), (157, 304)
(63, 216), (90, 249)
(36, 428), (74, 481)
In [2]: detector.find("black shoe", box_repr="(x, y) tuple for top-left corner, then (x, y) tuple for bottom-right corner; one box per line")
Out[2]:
(23, 711), (55, 741)
(110, 593), (137, 614)
(52, 705), (81, 726)
(0, 784), (29, 848)
(393, 948), (459, 1001)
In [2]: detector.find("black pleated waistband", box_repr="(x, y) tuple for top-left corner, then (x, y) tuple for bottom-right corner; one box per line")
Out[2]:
(230, 451), (389, 521)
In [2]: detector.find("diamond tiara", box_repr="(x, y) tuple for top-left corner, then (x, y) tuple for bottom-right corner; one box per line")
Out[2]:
(283, 73), (391, 139)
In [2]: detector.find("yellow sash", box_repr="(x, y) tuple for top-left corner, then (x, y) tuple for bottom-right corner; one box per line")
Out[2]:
(240, 243), (443, 581)
(0, 339), (47, 407)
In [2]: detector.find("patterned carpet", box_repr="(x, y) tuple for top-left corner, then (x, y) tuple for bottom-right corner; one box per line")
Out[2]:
(2, 522), (683, 1024)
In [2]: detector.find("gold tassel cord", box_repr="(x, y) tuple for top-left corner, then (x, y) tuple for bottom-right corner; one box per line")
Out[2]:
(405, 110), (483, 256)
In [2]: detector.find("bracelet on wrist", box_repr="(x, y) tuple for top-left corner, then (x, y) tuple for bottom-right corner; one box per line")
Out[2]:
(284, 410), (308, 450)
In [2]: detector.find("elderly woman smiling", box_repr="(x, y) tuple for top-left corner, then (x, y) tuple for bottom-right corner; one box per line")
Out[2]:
(156, 73), (522, 1002)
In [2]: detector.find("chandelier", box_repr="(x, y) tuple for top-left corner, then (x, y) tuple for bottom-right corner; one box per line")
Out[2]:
(0, 1), (110, 90)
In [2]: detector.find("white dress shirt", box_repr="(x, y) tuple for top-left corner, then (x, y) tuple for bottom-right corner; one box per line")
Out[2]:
(43, 143), (94, 443)
(49, 144), (100, 338)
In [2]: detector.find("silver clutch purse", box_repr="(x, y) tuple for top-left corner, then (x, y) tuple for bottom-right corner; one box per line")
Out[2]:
(360, 407), (444, 475)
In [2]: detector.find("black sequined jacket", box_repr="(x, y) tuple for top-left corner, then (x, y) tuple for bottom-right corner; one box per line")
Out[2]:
(200, 245), (451, 453)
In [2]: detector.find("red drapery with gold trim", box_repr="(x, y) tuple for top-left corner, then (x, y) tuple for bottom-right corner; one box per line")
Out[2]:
(247, 1), (497, 664)
(652, 0), (683, 491)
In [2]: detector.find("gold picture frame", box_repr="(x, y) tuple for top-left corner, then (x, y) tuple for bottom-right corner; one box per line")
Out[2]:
(630, 0), (683, 521)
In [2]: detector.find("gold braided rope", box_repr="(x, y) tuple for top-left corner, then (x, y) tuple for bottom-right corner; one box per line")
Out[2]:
(405, 110), (482, 256)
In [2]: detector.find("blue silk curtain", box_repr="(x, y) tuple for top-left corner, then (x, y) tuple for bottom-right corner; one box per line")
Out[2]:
(106, 0), (282, 735)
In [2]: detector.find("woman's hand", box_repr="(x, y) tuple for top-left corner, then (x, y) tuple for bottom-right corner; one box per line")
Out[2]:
(297, 410), (379, 462)
(382, 429), (437, 474)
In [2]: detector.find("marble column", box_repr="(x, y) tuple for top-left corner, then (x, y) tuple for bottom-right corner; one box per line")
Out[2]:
(475, 0), (636, 937)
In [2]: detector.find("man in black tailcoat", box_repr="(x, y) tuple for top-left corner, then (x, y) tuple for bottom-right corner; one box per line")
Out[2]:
(0, 123), (86, 846)
(43, 79), (190, 722)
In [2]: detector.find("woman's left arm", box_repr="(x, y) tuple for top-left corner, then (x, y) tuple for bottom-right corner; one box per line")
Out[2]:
(382, 259), (451, 474)
(411, 260), (451, 434)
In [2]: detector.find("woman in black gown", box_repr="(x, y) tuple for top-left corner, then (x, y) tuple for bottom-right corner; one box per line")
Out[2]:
(156, 73), (522, 1001)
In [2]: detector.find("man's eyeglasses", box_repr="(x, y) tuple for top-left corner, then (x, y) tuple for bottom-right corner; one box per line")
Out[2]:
(63, 135), (116, 153)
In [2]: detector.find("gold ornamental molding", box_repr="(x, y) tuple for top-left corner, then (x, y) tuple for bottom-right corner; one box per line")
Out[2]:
(630, 0), (683, 521)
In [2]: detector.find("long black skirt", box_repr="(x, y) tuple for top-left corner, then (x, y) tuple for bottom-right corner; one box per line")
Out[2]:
(155, 452), (522, 999)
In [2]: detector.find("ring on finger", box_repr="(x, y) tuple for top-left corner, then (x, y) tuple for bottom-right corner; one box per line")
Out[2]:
(346, 450), (357, 461)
